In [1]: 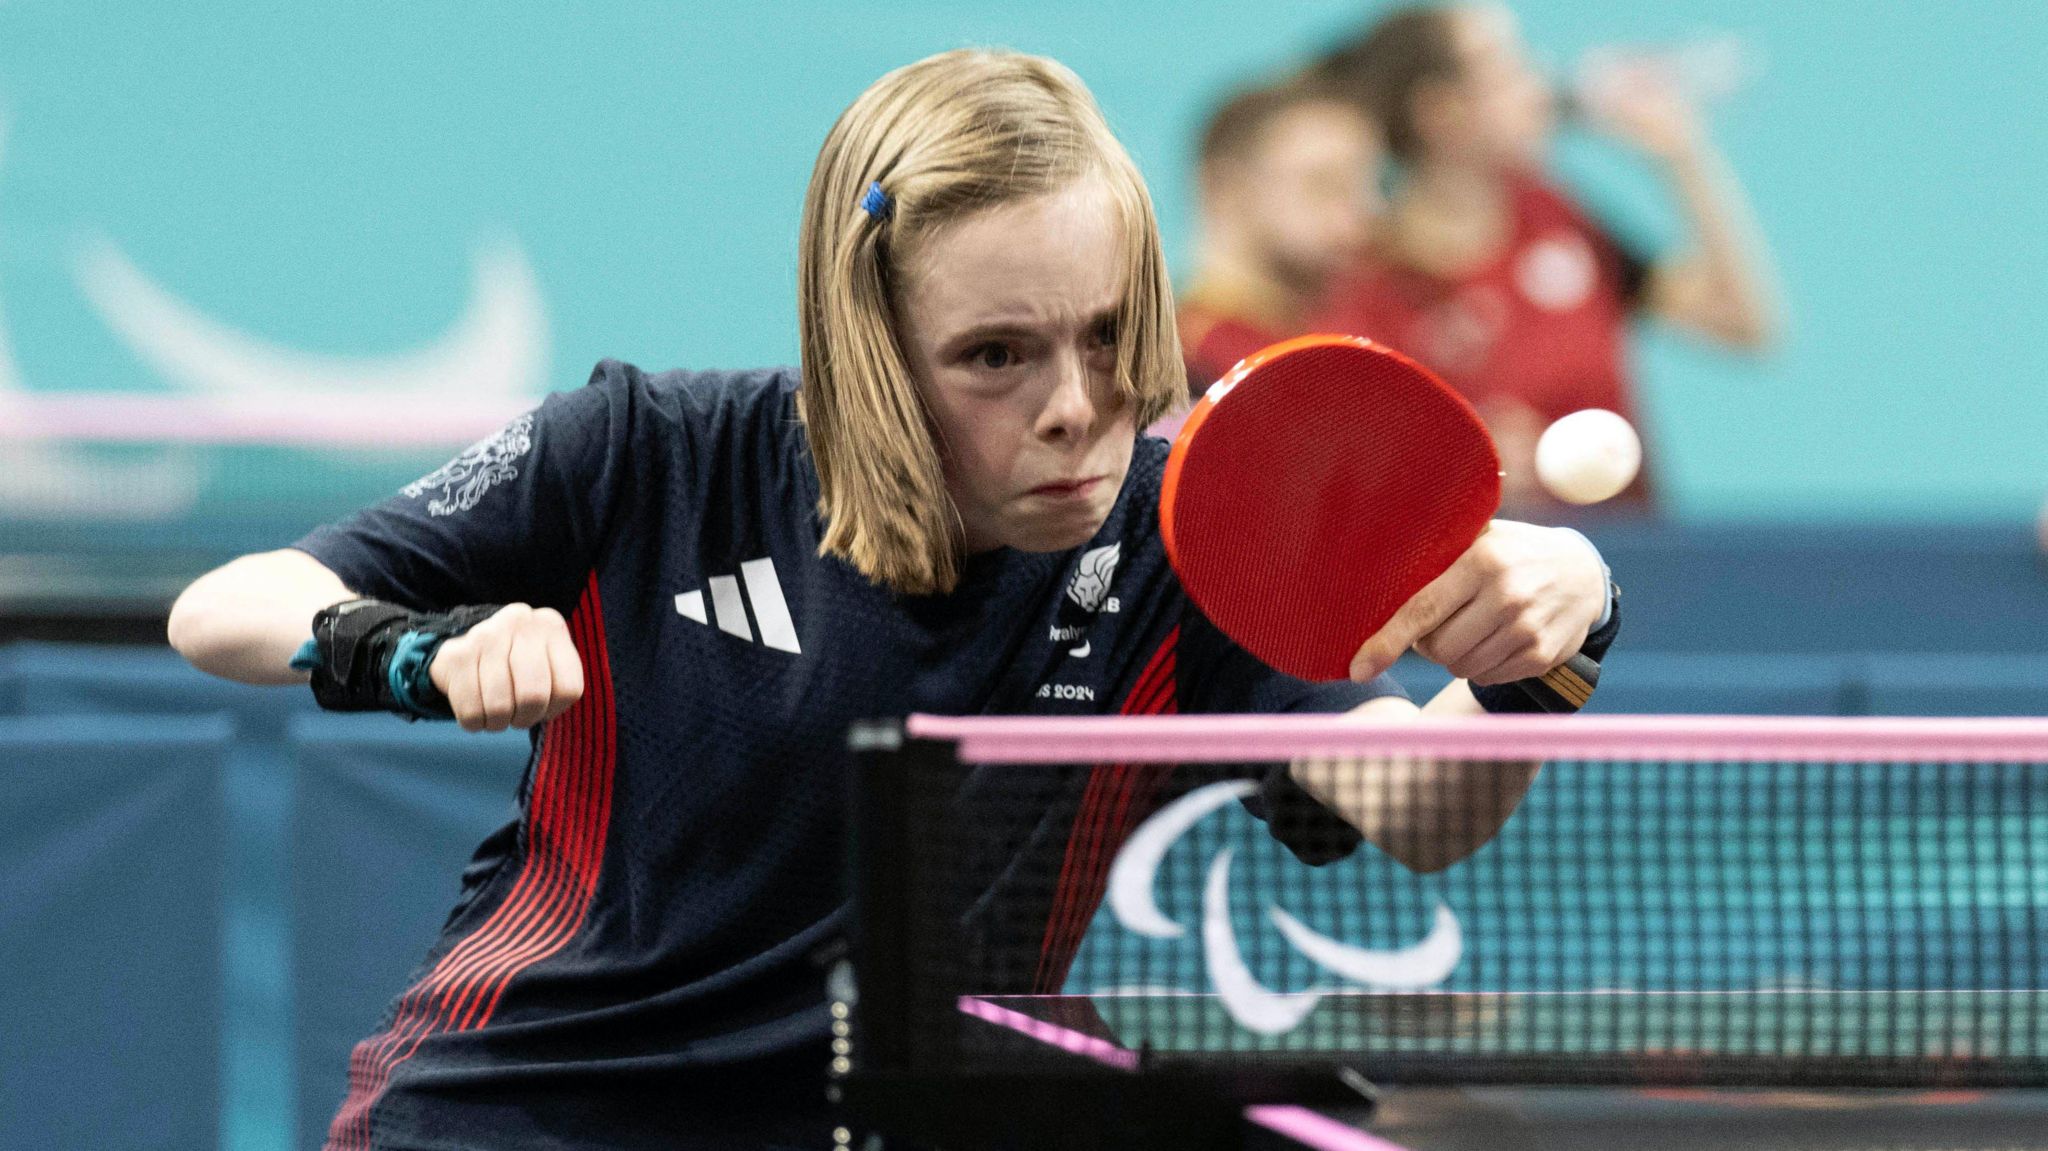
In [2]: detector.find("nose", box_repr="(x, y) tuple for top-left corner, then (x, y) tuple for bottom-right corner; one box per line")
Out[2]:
(1037, 350), (1099, 443)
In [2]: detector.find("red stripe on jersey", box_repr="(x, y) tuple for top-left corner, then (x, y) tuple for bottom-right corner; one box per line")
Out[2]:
(1031, 627), (1181, 991)
(325, 575), (618, 1151)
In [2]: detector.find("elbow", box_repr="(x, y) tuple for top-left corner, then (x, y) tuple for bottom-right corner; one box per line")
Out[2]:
(1375, 811), (1522, 873)
(1373, 764), (1538, 873)
(166, 568), (253, 674)
(1393, 846), (1469, 876)
(1705, 295), (1787, 354)
(166, 585), (196, 656)
(165, 583), (214, 667)
(1660, 280), (1785, 353)
(1376, 834), (1476, 876)
(1727, 310), (1785, 353)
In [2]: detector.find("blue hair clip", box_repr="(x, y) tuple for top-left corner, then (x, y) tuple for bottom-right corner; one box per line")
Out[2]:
(859, 181), (893, 222)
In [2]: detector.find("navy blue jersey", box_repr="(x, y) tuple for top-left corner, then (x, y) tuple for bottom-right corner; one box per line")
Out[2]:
(295, 362), (1404, 1151)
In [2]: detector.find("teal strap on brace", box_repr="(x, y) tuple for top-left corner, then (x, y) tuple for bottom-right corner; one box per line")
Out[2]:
(385, 630), (445, 720)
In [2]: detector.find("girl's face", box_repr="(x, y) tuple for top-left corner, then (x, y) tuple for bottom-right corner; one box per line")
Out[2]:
(894, 175), (1138, 555)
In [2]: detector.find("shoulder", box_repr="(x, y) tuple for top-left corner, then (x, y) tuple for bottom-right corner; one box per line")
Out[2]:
(582, 359), (800, 431)
(1102, 435), (1172, 578)
(1125, 432), (1170, 506)
(1509, 170), (1607, 237)
(535, 359), (795, 431)
(533, 360), (814, 517)
(1319, 258), (1435, 328)
(569, 360), (808, 469)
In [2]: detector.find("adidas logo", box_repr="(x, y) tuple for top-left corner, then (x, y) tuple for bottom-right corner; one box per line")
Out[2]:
(674, 557), (801, 653)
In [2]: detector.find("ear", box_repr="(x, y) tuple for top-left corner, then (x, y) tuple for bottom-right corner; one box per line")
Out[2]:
(1198, 163), (1243, 215)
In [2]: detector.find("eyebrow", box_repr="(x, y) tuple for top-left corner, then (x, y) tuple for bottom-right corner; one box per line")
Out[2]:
(945, 305), (1122, 348)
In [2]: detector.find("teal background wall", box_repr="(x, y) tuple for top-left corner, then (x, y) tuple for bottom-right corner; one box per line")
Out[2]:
(0, 0), (2042, 537)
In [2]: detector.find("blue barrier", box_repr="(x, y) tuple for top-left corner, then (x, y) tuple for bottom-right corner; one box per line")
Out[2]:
(3, 641), (318, 735)
(1581, 523), (2048, 655)
(287, 715), (531, 1151)
(1592, 652), (1856, 715)
(0, 645), (18, 712)
(1392, 652), (1858, 715)
(0, 643), (318, 1149)
(1862, 654), (2048, 717)
(0, 714), (230, 1151)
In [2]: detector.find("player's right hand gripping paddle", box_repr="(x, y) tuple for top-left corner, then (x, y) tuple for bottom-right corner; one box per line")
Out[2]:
(1159, 334), (1598, 710)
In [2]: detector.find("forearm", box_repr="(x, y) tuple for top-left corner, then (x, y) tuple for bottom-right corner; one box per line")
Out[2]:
(1658, 141), (1784, 348)
(1293, 687), (1541, 873)
(167, 549), (355, 685)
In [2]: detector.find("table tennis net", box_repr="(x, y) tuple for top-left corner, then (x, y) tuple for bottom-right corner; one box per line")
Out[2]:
(845, 715), (2048, 1088)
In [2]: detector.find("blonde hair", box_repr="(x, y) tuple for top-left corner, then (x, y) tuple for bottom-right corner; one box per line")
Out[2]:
(797, 48), (1184, 596)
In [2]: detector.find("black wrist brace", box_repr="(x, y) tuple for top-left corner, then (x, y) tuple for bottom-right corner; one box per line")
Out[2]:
(292, 599), (503, 720)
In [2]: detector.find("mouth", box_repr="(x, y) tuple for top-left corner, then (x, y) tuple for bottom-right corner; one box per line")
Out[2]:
(1028, 475), (1106, 499)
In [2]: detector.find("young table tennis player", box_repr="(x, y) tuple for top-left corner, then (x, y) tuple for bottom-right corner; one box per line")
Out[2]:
(167, 49), (1620, 1151)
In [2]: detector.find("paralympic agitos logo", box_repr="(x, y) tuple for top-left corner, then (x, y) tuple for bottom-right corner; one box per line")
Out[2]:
(1104, 780), (1463, 1035)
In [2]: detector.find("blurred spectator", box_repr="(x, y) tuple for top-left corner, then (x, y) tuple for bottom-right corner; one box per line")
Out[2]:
(1312, 4), (1782, 514)
(1163, 80), (1381, 437)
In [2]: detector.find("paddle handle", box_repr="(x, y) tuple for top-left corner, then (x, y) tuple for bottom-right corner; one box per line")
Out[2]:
(1513, 652), (1601, 713)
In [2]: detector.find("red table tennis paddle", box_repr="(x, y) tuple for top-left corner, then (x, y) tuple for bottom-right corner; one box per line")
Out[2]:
(1161, 333), (1596, 709)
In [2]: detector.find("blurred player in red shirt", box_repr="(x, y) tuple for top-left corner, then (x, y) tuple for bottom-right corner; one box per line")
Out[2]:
(1313, 4), (1781, 514)
(1162, 80), (1381, 439)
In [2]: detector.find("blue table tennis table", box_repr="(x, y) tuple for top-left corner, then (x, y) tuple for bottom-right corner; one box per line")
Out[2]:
(936, 989), (2048, 1150)
(837, 715), (2048, 1150)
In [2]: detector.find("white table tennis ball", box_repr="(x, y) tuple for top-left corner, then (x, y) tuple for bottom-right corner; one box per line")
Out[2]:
(1535, 409), (1642, 505)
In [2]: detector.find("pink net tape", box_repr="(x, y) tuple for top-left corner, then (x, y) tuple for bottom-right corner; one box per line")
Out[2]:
(905, 713), (2048, 765)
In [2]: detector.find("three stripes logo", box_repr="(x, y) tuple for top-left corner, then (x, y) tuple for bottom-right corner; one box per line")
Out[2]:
(674, 557), (802, 653)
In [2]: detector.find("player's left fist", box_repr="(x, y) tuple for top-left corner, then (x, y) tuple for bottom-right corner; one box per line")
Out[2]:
(1349, 521), (1606, 685)
(429, 603), (585, 733)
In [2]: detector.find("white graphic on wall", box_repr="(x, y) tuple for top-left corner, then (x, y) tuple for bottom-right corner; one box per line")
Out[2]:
(74, 234), (547, 405)
(0, 112), (202, 519)
(402, 413), (536, 516)
(1203, 848), (1322, 1034)
(0, 107), (554, 518)
(1103, 778), (1464, 1036)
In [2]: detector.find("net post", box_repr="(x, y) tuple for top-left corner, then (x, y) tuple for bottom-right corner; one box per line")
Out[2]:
(843, 719), (957, 1075)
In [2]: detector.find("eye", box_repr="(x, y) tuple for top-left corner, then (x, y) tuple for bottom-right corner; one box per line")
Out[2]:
(969, 343), (1014, 370)
(1092, 318), (1120, 348)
